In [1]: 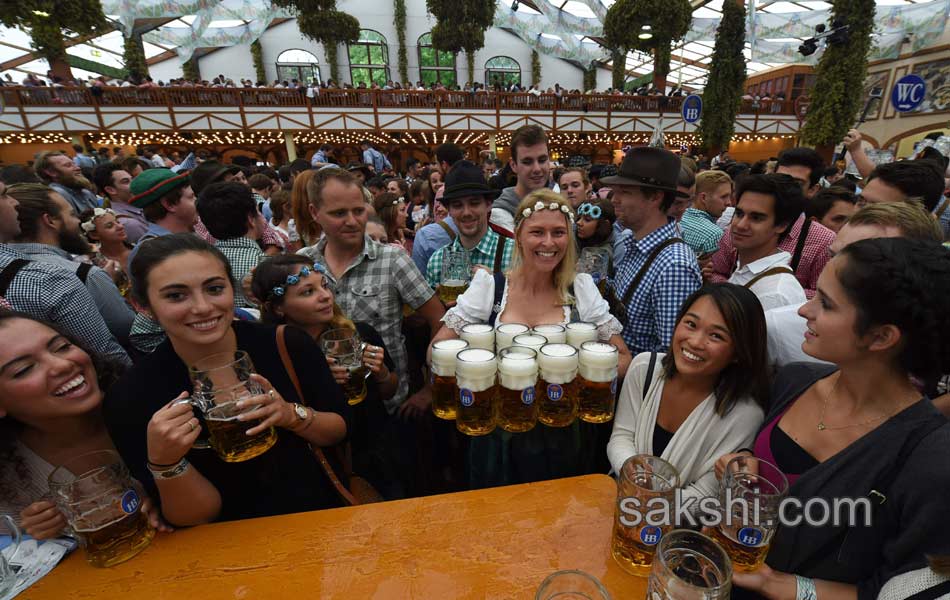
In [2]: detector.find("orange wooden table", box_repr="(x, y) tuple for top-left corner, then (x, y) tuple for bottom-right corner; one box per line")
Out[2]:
(26, 474), (647, 599)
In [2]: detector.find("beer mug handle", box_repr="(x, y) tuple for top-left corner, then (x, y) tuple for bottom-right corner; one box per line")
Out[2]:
(1, 514), (21, 563)
(357, 343), (372, 380)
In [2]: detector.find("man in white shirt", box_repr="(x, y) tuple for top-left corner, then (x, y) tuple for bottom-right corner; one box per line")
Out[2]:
(489, 124), (550, 233)
(727, 173), (807, 311)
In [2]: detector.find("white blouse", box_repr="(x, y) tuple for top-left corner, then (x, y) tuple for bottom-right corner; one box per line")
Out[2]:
(443, 269), (623, 341)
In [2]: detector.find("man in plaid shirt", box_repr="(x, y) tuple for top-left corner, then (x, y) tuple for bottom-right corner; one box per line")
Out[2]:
(299, 168), (445, 416)
(604, 147), (702, 355)
(426, 161), (513, 290)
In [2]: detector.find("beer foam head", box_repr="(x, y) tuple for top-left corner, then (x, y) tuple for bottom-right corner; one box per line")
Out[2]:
(442, 279), (468, 286)
(456, 348), (497, 392)
(532, 324), (566, 343)
(496, 322), (529, 335)
(462, 323), (494, 334)
(579, 341), (618, 382)
(498, 347), (538, 379)
(512, 333), (547, 349)
(566, 322), (596, 332)
(538, 343), (579, 379)
(432, 339), (470, 374)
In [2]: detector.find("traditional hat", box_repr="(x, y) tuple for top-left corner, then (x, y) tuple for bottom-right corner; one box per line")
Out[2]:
(129, 168), (190, 208)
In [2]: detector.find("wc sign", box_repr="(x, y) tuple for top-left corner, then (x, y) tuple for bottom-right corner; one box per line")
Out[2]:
(682, 94), (703, 123)
(891, 74), (926, 113)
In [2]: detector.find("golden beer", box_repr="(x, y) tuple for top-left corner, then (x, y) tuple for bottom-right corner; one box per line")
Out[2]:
(431, 339), (469, 420)
(611, 518), (664, 576)
(77, 509), (155, 568)
(497, 346), (539, 433)
(537, 343), (580, 427)
(455, 348), (498, 436)
(706, 525), (769, 572)
(438, 279), (468, 305)
(577, 342), (620, 423)
(342, 364), (369, 405)
(205, 401), (278, 462)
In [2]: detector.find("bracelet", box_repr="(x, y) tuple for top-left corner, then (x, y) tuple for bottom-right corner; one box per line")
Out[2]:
(147, 458), (190, 479)
(146, 459), (180, 468)
(795, 575), (817, 600)
(735, 447), (755, 456)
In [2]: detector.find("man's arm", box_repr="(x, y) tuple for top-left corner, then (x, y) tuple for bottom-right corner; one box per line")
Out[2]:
(708, 229), (735, 283)
(842, 129), (875, 181)
(86, 267), (136, 345)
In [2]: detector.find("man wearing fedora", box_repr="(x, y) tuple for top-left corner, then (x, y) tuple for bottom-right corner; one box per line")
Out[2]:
(604, 147), (702, 355)
(425, 161), (514, 291)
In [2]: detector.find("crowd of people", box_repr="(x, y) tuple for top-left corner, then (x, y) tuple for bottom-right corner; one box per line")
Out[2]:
(1, 121), (950, 599)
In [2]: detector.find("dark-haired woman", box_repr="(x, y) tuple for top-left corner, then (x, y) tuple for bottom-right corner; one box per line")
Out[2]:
(716, 238), (950, 600)
(79, 207), (133, 297)
(607, 283), (767, 512)
(0, 312), (168, 538)
(251, 254), (404, 498)
(103, 234), (351, 526)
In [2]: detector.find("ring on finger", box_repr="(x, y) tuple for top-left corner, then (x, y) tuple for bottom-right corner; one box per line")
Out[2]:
(189, 420), (197, 432)
(268, 389), (276, 400)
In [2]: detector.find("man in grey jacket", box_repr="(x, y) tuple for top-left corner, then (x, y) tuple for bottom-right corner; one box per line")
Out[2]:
(490, 124), (551, 233)
(34, 151), (99, 213)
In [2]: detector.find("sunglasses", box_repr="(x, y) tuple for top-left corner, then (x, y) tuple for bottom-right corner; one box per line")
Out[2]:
(577, 203), (602, 219)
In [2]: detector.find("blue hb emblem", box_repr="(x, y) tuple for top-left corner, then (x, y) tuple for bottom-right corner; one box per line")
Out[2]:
(639, 526), (662, 546)
(738, 527), (764, 547)
(522, 387), (535, 405)
(120, 489), (141, 514)
(547, 384), (564, 401)
(459, 388), (475, 407)
(682, 94), (703, 123)
(610, 377), (618, 396)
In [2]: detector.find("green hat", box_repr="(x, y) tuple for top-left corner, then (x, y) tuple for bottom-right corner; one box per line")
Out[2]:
(129, 168), (191, 208)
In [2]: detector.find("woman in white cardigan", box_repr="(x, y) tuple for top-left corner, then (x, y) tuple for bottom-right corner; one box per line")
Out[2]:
(607, 283), (769, 512)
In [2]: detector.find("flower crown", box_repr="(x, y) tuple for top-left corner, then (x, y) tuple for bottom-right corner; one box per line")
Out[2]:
(270, 262), (326, 299)
(80, 207), (115, 233)
(519, 201), (575, 225)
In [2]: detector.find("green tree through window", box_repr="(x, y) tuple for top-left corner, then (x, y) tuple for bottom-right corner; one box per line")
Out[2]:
(485, 56), (521, 88)
(348, 29), (390, 87)
(418, 33), (457, 87)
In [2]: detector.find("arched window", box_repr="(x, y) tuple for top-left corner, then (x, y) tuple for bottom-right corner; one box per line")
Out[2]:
(485, 56), (521, 88)
(275, 49), (321, 85)
(348, 29), (390, 87)
(418, 33), (457, 87)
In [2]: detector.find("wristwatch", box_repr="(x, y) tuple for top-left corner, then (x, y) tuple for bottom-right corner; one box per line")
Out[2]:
(292, 403), (311, 429)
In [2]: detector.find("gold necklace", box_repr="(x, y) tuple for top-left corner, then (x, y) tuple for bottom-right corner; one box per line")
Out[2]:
(817, 373), (891, 431)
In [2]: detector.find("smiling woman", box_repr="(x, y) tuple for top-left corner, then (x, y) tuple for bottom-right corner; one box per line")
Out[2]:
(103, 234), (352, 526)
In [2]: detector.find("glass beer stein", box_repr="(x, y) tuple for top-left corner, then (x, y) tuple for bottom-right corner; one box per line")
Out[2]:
(497, 346), (539, 433)
(647, 530), (732, 600)
(565, 322), (598, 349)
(532, 324), (567, 344)
(460, 323), (495, 351)
(48, 450), (155, 568)
(577, 342), (619, 423)
(0, 515), (21, 596)
(455, 348), (498, 436)
(537, 343), (580, 427)
(495, 322), (529, 352)
(319, 328), (371, 405)
(430, 338), (469, 420)
(511, 333), (548, 353)
(611, 454), (681, 577)
(438, 250), (471, 305)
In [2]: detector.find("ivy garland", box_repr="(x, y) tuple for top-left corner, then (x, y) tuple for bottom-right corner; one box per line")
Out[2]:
(611, 49), (625, 90)
(251, 39), (266, 84)
(123, 32), (149, 82)
(467, 51), (476, 86)
(800, 0), (875, 146)
(531, 50), (541, 86)
(4, 0), (107, 78)
(697, 0), (746, 151)
(583, 63), (597, 92)
(183, 56), (200, 81)
(603, 0), (692, 90)
(272, 0), (359, 84)
(326, 43), (340, 83)
(426, 0), (495, 58)
(394, 0), (409, 83)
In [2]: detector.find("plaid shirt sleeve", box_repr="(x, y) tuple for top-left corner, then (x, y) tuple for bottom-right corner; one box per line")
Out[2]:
(425, 247), (444, 289)
(651, 260), (702, 351)
(393, 251), (436, 309)
(709, 229), (734, 283)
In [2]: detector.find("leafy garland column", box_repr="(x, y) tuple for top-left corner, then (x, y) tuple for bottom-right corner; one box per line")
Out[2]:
(611, 49), (625, 90)
(696, 0), (746, 153)
(603, 0), (692, 92)
(183, 56), (200, 81)
(123, 32), (149, 82)
(583, 63), (597, 92)
(531, 50), (542, 87)
(394, 0), (409, 83)
(467, 52), (476, 86)
(251, 39), (266, 84)
(427, 0), (495, 87)
(272, 0), (359, 85)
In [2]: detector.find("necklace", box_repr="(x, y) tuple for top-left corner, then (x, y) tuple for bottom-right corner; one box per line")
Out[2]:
(817, 373), (891, 431)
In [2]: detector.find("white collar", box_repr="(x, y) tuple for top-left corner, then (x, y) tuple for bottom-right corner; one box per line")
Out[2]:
(737, 250), (792, 274)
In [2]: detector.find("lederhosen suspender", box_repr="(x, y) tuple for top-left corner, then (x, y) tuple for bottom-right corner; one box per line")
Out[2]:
(743, 266), (795, 289)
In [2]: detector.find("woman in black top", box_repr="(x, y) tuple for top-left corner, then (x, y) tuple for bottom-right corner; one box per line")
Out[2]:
(104, 234), (350, 525)
(251, 254), (403, 498)
(716, 238), (950, 600)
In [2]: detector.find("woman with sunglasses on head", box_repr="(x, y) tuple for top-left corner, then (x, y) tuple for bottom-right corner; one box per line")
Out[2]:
(103, 234), (351, 526)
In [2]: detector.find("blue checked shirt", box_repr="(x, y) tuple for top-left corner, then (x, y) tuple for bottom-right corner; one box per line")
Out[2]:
(611, 220), (702, 354)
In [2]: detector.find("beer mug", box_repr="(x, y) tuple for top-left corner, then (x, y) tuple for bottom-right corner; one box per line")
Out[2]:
(611, 454), (681, 576)
(460, 323), (495, 351)
(0, 515), (21, 596)
(535, 570), (611, 600)
(431, 338), (469, 420)
(189, 351), (278, 462)
(454, 348), (498, 436)
(647, 530), (732, 600)
(532, 324), (567, 344)
(495, 322), (529, 352)
(708, 456), (788, 573)
(48, 450), (155, 568)
(511, 333), (547, 353)
(438, 249), (471, 305)
(497, 346), (539, 433)
(566, 322), (598, 349)
(537, 343), (579, 427)
(577, 342), (619, 423)
(320, 328), (371, 406)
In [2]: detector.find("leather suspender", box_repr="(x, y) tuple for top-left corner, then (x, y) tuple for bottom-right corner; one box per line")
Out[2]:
(0, 259), (30, 297)
(492, 236), (507, 274)
(743, 266), (795, 289)
(790, 218), (811, 272)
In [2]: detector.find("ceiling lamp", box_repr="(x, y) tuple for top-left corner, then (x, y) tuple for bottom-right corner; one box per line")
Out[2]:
(638, 25), (653, 40)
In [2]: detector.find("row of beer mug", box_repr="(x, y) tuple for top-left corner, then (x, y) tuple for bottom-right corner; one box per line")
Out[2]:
(611, 454), (790, 599)
(430, 329), (620, 436)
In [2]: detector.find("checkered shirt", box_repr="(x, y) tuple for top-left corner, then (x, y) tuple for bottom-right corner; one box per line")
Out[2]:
(709, 214), (834, 298)
(679, 207), (723, 256)
(610, 220), (702, 355)
(425, 228), (513, 288)
(195, 217), (284, 251)
(0, 244), (130, 365)
(299, 235), (436, 411)
(215, 237), (264, 308)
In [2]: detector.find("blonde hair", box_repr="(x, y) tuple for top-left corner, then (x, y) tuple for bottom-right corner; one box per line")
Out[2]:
(695, 170), (733, 195)
(847, 201), (943, 242)
(511, 189), (578, 306)
(290, 170), (319, 246)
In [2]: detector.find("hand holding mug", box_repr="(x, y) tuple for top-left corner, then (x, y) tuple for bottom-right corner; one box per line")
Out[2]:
(147, 392), (201, 466)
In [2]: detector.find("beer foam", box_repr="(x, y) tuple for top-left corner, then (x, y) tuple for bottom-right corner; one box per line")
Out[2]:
(456, 348), (497, 392)
(512, 334), (547, 350)
(579, 342), (619, 381)
(500, 373), (537, 390)
(532, 325), (566, 344)
(498, 353), (538, 387)
(461, 324), (495, 351)
(432, 339), (469, 376)
(462, 324), (494, 334)
(496, 323), (529, 335)
(442, 279), (467, 286)
(538, 343), (579, 382)
(566, 322), (596, 331)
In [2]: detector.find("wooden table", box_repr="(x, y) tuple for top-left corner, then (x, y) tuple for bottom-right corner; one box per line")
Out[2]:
(27, 474), (647, 599)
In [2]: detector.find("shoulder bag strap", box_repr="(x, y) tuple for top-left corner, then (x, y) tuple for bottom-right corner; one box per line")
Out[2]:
(276, 325), (359, 507)
(0, 259), (30, 298)
(76, 262), (93, 284)
(492, 235), (506, 274)
(620, 237), (684, 308)
(790, 218), (812, 272)
(905, 579), (950, 600)
(643, 351), (658, 399)
(437, 219), (457, 242)
(743, 266), (795, 289)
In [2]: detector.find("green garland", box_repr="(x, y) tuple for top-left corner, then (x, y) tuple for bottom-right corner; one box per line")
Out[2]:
(611, 49), (625, 90)
(427, 0), (495, 57)
(326, 43), (340, 83)
(394, 0), (409, 83)
(183, 56), (200, 81)
(583, 63), (597, 92)
(603, 0), (691, 90)
(274, 0), (358, 84)
(697, 0), (746, 151)
(123, 32), (149, 82)
(467, 51), (476, 85)
(800, 0), (875, 146)
(531, 50), (541, 86)
(8, 0), (107, 78)
(251, 39), (266, 84)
